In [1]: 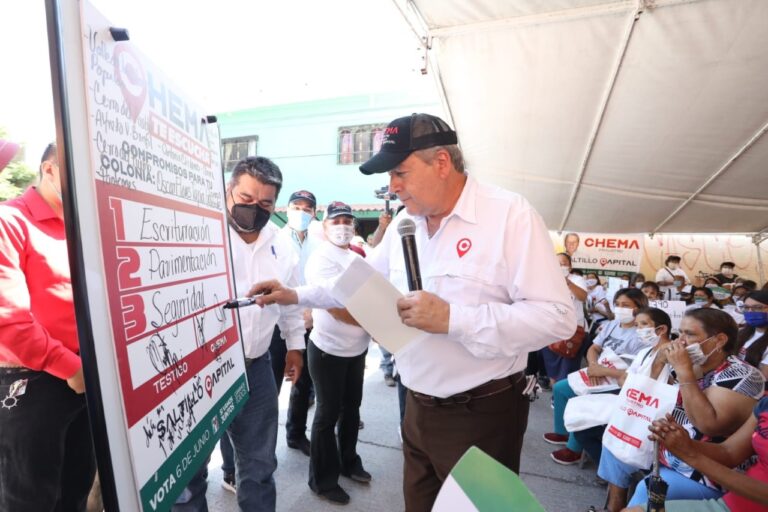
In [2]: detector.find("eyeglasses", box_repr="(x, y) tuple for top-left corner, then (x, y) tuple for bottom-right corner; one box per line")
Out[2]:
(739, 305), (767, 313)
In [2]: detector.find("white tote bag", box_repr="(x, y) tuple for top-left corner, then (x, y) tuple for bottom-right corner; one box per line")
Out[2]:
(563, 393), (619, 432)
(602, 364), (678, 469)
(567, 347), (629, 396)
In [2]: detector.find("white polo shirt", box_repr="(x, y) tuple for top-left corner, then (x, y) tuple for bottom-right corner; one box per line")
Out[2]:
(229, 223), (305, 359)
(297, 175), (577, 398)
(305, 241), (370, 357)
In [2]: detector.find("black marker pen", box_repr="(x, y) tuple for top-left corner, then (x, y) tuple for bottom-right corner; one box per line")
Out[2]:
(223, 297), (259, 309)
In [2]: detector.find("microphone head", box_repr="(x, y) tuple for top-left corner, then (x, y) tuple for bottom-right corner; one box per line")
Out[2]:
(397, 218), (416, 237)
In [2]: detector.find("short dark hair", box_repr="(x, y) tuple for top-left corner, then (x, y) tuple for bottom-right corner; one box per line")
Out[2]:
(684, 308), (739, 354)
(614, 288), (649, 309)
(635, 307), (672, 334)
(41, 142), (57, 164)
(665, 255), (681, 265)
(720, 261), (735, 269)
(228, 156), (283, 197)
(740, 280), (758, 291)
(641, 281), (661, 294)
(557, 252), (572, 266)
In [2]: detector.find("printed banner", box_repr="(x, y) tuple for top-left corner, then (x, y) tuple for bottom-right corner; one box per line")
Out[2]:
(80, 3), (247, 509)
(554, 232), (644, 276)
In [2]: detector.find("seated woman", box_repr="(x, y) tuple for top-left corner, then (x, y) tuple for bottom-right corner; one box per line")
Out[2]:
(573, 307), (673, 464)
(586, 272), (612, 344)
(624, 396), (768, 512)
(631, 273), (646, 290)
(687, 286), (723, 310)
(545, 288), (648, 465)
(736, 291), (768, 381)
(598, 309), (765, 512)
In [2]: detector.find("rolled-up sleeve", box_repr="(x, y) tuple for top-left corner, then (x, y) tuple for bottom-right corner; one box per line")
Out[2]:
(447, 203), (576, 359)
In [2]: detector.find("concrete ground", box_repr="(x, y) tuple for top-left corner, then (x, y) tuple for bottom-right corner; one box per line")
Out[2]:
(205, 344), (607, 512)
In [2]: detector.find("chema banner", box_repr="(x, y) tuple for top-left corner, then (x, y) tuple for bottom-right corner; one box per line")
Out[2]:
(553, 232), (644, 276)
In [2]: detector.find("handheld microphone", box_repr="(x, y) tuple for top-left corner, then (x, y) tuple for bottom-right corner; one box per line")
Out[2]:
(397, 218), (422, 291)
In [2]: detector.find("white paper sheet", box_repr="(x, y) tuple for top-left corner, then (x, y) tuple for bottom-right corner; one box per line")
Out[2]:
(331, 258), (426, 354)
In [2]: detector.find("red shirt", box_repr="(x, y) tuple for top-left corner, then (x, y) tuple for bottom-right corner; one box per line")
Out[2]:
(0, 187), (80, 379)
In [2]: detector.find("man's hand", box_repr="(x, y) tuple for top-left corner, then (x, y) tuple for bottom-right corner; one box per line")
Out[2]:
(248, 280), (298, 307)
(284, 350), (303, 385)
(396, 291), (450, 333)
(67, 367), (86, 394)
(378, 211), (392, 231)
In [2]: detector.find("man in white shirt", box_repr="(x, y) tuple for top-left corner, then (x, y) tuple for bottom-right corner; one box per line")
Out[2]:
(655, 255), (690, 300)
(272, 190), (320, 457)
(174, 156), (305, 512)
(249, 113), (577, 510)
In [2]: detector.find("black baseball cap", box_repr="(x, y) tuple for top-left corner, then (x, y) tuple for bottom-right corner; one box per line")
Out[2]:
(325, 201), (354, 219)
(288, 190), (316, 209)
(359, 113), (458, 175)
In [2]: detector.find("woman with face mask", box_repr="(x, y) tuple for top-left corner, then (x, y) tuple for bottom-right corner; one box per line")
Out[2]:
(303, 201), (372, 505)
(736, 291), (768, 381)
(574, 309), (672, 485)
(545, 288), (649, 465)
(607, 309), (765, 511)
(687, 286), (722, 310)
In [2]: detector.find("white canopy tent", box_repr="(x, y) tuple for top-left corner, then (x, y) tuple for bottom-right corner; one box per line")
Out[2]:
(394, 0), (768, 238)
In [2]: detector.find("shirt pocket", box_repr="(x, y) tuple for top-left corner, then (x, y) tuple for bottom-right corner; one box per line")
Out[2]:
(424, 261), (508, 305)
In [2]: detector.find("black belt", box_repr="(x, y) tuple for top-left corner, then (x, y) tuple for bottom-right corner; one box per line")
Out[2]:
(410, 371), (524, 407)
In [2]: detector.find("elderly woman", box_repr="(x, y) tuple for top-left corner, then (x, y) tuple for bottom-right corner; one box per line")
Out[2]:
(595, 309), (765, 512)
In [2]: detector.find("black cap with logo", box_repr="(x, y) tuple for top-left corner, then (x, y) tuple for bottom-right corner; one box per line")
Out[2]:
(288, 190), (317, 209)
(325, 201), (354, 219)
(359, 113), (457, 175)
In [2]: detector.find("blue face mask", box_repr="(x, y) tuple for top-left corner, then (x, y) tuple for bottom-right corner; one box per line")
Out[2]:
(744, 311), (768, 328)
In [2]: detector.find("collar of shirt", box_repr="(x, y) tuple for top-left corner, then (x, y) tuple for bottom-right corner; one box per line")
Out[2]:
(22, 187), (60, 223)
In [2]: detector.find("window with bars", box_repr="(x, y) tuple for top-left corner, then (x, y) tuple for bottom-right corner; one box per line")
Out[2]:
(221, 136), (259, 175)
(337, 124), (387, 164)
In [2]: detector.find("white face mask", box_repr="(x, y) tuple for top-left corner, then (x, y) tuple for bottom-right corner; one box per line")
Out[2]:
(560, 266), (571, 277)
(636, 327), (660, 347)
(722, 268), (734, 278)
(327, 224), (354, 247)
(685, 336), (717, 366)
(287, 209), (312, 232)
(614, 307), (634, 324)
(586, 278), (598, 287)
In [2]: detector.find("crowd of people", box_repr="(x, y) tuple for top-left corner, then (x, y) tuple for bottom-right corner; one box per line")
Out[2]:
(2, 113), (767, 512)
(527, 252), (768, 511)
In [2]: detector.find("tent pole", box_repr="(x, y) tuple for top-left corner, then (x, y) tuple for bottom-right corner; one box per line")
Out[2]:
(755, 233), (767, 287)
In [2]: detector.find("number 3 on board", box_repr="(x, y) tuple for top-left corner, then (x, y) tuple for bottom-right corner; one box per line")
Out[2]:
(121, 294), (146, 339)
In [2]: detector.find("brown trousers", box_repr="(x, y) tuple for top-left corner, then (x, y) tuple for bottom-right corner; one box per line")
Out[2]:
(402, 377), (530, 512)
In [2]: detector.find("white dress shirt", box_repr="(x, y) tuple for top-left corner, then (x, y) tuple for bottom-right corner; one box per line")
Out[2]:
(277, 222), (322, 285)
(229, 223), (305, 358)
(305, 241), (370, 357)
(297, 175), (576, 397)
